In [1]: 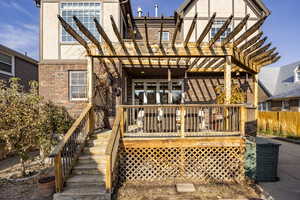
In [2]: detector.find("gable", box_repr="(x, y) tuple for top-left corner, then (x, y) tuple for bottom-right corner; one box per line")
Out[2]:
(177, 0), (270, 18)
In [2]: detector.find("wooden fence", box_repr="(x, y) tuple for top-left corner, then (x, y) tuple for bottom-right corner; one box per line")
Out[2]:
(258, 111), (300, 137)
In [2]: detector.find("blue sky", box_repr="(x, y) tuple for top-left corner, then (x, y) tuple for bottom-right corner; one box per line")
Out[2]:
(0, 0), (299, 67)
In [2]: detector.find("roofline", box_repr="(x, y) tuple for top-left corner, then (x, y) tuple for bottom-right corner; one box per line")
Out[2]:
(0, 44), (38, 65)
(176, 0), (270, 17)
(267, 96), (300, 101)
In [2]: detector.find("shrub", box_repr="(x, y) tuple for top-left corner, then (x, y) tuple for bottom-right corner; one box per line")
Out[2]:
(0, 78), (73, 176)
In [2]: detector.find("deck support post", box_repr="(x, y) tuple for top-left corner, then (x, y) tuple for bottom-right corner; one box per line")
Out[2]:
(54, 153), (63, 193)
(224, 56), (232, 130)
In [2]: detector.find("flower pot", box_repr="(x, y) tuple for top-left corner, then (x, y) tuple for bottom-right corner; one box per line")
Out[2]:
(37, 176), (55, 197)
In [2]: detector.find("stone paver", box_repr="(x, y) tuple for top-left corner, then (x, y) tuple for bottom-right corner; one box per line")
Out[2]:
(176, 183), (196, 193)
(259, 138), (300, 200)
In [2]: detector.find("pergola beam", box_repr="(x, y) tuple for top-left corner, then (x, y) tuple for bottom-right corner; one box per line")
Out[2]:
(209, 15), (233, 47)
(58, 15), (90, 55)
(234, 16), (266, 47)
(144, 17), (149, 45)
(238, 32), (263, 52)
(222, 14), (249, 46)
(196, 12), (216, 46)
(184, 13), (198, 47)
(171, 15), (183, 47)
(243, 37), (267, 56)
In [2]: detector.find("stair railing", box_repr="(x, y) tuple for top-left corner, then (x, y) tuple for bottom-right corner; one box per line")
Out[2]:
(105, 106), (122, 193)
(49, 104), (94, 192)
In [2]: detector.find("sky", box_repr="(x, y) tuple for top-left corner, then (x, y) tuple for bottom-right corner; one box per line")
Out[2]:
(0, 0), (299, 67)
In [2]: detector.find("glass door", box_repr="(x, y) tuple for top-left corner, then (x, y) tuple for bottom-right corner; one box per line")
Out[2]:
(132, 80), (184, 105)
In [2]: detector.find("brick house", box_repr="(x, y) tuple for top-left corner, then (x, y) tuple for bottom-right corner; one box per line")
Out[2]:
(0, 44), (38, 89)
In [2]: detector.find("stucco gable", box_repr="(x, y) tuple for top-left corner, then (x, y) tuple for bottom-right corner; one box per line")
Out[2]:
(176, 0), (270, 17)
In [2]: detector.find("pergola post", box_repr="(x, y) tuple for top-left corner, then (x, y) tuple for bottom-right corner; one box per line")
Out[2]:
(168, 69), (172, 104)
(224, 56), (232, 104)
(87, 56), (94, 104)
(224, 56), (232, 131)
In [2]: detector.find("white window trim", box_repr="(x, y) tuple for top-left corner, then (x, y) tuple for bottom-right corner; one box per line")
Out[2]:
(60, 1), (102, 44)
(0, 54), (15, 76)
(69, 71), (88, 101)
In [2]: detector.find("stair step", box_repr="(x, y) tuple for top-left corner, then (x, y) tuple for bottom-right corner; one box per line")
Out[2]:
(66, 174), (105, 187)
(87, 140), (109, 147)
(73, 164), (106, 175)
(53, 185), (109, 200)
(84, 147), (106, 155)
(78, 155), (107, 164)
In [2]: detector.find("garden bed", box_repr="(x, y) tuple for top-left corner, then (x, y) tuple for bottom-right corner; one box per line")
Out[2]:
(117, 182), (263, 200)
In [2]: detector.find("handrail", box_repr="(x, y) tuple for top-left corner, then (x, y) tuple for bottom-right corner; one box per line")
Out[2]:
(105, 107), (122, 192)
(49, 103), (94, 193)
(49, 104), (92, 157)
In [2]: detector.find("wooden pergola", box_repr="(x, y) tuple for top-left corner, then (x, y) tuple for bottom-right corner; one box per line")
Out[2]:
(58, 13), (280, 109)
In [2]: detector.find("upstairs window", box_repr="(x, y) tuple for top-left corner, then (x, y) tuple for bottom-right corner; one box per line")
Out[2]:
(159, 31), (170, 41)
(69, 71), (87, 101)
(61, 2), (101, 42)
(0, 52), (14, 76)
(211, 20), (231, 42)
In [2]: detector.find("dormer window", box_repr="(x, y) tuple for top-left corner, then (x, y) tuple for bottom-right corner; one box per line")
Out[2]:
(294, 65), (300, 82)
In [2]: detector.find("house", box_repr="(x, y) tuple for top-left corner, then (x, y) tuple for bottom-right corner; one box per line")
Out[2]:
(259, 61), (300, 112)
(0, 44), (38, 89)
(35, 0), (279, 199)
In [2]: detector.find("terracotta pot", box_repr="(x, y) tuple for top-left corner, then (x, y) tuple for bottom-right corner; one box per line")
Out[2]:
(108, 116), (115, 129)
(37, 176), (55, 197)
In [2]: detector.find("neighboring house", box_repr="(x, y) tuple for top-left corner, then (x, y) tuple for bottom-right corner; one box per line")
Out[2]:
(0, 44), (38, 90)
(36, 0), (272, 117)
(259, 61), (300, 112)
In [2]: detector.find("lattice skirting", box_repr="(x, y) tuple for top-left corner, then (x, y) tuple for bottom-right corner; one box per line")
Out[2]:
(118, 145), (245, 184)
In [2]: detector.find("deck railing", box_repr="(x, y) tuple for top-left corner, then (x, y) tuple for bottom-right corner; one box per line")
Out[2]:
(49, 104), (94, 192)
(120, 104), (246, 137)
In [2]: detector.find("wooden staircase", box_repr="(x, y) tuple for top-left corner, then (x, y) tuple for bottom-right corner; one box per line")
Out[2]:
(53, 129), (112, 200)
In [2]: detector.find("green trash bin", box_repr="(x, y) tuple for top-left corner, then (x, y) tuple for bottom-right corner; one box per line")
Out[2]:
(256, 138), (281, 182)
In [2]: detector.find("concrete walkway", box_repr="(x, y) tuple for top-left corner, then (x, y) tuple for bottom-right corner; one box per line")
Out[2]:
(259, 138), (300, 200)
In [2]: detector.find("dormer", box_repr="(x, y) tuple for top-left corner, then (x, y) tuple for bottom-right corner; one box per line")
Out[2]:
(294, 65), (300, 83)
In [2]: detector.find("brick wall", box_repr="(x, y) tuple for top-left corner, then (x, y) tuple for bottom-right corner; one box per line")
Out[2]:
(39, 60), (112, 118)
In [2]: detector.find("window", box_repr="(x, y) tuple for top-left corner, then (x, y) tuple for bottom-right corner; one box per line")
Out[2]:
(61, 2), (101, 42)
(211, 20), (231, 42)
(0, 52), (14, 76)
(282, 100), (289, 111)
(69, 71), (87, 100)
(159, 31), (170, 41)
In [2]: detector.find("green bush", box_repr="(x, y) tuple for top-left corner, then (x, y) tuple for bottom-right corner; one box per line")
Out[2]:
(0, 78), (73, 176)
